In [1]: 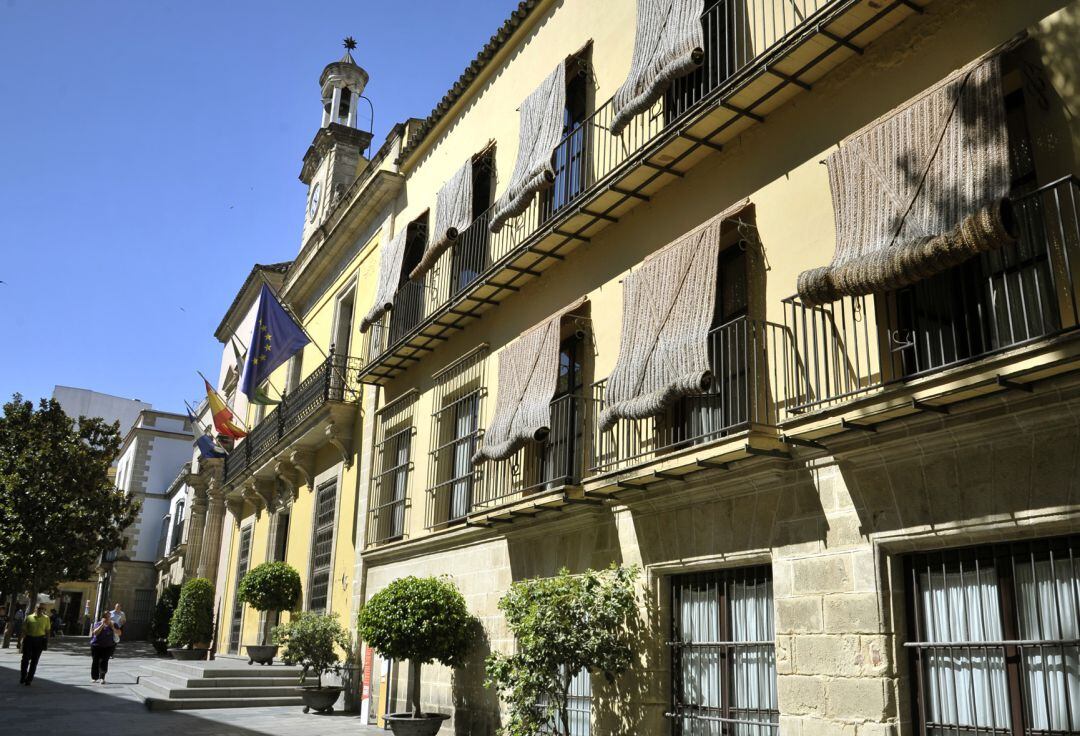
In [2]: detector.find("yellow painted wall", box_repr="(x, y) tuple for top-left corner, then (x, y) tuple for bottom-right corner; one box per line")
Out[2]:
(363, 0), (1080, 542)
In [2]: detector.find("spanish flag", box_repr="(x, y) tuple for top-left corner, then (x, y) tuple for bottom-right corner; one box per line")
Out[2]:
(204, 379), (247, 439)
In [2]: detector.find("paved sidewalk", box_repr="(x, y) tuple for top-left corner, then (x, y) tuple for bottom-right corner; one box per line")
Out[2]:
(0, 637), (384, 734)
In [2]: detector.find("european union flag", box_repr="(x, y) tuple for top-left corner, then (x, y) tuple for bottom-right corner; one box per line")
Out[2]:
(241, 284), (310, 401)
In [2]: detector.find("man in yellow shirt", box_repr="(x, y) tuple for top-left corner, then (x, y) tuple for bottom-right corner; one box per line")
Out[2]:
(20, 603), (50, 685)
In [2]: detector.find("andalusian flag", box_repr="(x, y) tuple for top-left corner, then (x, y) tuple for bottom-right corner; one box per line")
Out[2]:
(251, 386), (281, 406)
(204, 379), (247, 439)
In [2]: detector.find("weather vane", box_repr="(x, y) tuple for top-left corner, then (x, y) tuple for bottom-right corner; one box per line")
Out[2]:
(343, 36), (357, 51)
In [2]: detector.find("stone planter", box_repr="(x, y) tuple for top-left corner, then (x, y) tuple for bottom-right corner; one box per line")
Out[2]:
(245, 644), (278, 665)
(169, 648), (209, 661)
(386, 713), (451, 736)
(301, 685), (343, 714)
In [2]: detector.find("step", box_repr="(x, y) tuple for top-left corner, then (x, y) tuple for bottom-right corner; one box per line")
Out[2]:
(148, 659), (304, 679)
(138, 664), (301, 689)
(137, 677), (304, 699)
(136, 686), (305, 711)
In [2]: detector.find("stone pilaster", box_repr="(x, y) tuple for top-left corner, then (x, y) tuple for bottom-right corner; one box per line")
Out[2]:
(198, 474), (228, 584)
(184, 487), (208, 582)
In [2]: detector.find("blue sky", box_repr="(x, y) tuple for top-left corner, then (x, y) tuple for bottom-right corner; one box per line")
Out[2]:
(0, 0), (517, 412)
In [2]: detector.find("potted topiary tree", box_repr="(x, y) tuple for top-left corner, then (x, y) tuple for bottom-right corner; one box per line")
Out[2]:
(272, 611), (352, 714)
(150, 584), (182, 656)
(357, 576), (476, 736)
(167, 577), (215, 660)
(237, 561), (301, 665)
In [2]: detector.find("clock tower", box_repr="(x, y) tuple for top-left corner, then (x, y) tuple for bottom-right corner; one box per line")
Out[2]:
(299, 38), (373, 247)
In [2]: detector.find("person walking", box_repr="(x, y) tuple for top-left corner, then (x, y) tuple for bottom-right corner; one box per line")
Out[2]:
(19, 603), (50, 685)
(89, 613), (118, 685)
(12, 606), (24, 650)
(108, 603), (126, 644)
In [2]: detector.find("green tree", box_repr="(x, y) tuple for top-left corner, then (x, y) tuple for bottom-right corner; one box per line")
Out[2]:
(272, 611), (352, 688)
(168, 577), (215, 648)
(238, 561), (302, 643)
(485, 565), (640, 736)
(151, 584), (182, 641)
(357, 576), (476, 718)
(0, 395), (138, 607)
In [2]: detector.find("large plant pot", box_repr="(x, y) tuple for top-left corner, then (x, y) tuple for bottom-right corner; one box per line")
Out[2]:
(245, 644), (278, 665)
(386, 713), (451, 736)
(301, 685), (343, 714)
(151, 639), (170, 656)
(169, 648), (209, 661)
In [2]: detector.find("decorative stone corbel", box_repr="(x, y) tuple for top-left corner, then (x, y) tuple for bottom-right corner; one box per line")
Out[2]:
(275, 461), (300, 504)
(241, 480), (266, 520)
(225, 494), (245, 528)
(289, 449), (316, 490)
(254, 477), (277, 513)
(325, 421), (352, 468)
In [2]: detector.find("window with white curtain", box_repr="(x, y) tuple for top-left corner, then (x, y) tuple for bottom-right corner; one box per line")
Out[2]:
(906, 535), (1080, 735)
(537, 666), (592, 736)
(670, 566), (778, 736)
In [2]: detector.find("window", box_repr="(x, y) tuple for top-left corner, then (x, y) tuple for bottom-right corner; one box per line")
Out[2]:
(333, 287), (356, 356)
(170, 499), (186, 549)
(425, 347), (487, 529)
(389, 213), (430, 345)
(272, 510), (289, 562)
(286, 354), (304, 394)
(906, 536), (1080, 735)
(229, 525), (253, 653)
(308, 479), (338, 612)
(889, 77), (1058, 378)
(543, 55), (591, 222)
(536, 333), (585, 490)
(538, 667), (592, 736)
(369, 392), (417, 545)
(156, 514), (171, 559)
(671, 241), (750, 446)
(450, 151), (495, 296)
(665, 0), (741, 124)
(670, 566), (778, 735)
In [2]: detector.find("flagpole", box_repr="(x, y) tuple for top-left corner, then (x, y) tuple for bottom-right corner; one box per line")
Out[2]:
(197, 370), (250, 432)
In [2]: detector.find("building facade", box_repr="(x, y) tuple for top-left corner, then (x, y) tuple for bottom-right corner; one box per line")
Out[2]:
(211, 0), (1080, 733)
(104, 409), (194, 639)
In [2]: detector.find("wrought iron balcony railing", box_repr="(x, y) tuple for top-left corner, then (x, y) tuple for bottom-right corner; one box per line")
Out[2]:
(359, 0), (911, 382)
(223, 352), (362, 484)
(779, 176), (1080, 417)
(590, 317), (784, 476)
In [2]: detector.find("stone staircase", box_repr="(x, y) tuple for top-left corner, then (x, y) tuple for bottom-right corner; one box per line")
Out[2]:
(134, 657), (306, 710)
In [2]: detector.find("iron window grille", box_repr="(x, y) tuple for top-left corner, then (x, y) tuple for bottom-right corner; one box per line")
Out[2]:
(425, 346), (488, 529)
(132, 589), (155, 625)
(905, 535), (1080, 735)
(537, 666), (592, 736)
(669, 566), (779, 735)
(229, 525), (253, 654)
(308, 479), (338, 613)
(368, 390), (418, 546)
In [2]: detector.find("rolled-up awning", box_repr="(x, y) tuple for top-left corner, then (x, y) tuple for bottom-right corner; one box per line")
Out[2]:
(472, 297), (587, 463)
(611, 0), (704, 136)
(360, 225), (410, 333)
(410, 159), (474, 281)
(599, 200), (750, 432)
(489, 61), (567, 234)
(797, 52), (1015, 306)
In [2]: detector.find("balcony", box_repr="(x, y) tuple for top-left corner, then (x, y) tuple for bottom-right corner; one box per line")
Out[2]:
(223, 352), (362, 487)
(779, 176), (1080, 429)
(590, 316), (785, 482)
(358, 0), (925, 384)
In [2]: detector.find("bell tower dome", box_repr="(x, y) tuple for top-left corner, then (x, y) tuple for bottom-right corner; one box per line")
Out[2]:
(299, 37), (373, 248)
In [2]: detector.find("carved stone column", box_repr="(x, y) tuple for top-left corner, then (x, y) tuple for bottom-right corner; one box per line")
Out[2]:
(184, 472), (209, 581)
(198, 473), (228, 583)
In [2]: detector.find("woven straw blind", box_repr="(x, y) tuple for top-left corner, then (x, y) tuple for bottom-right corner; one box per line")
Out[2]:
(489, 61), (567, 234)
(797, 54), (1014, 306)
(410, 159), (474, 281)
(599, 200), (749, 432)
(360, 225), (410, 332)
(472, 297), (587, 463)
(611, 0), (704, 136)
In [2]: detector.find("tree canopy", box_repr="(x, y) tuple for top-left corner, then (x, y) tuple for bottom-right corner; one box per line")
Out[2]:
(485, 565), (640, 736)
(0, 395), (138, 601)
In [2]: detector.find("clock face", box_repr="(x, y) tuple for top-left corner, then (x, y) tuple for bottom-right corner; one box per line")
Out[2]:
(308, 182), (322, 223)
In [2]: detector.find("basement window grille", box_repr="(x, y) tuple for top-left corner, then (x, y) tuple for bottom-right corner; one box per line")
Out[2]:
(906, 535), (1080, 735)
(669, 566), (778, 735)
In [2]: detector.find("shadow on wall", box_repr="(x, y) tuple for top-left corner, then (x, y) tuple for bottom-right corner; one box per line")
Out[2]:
(505, 508), (624, 581)
(451, 618), (500, 736)
(1030, 8), (1080, 181)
